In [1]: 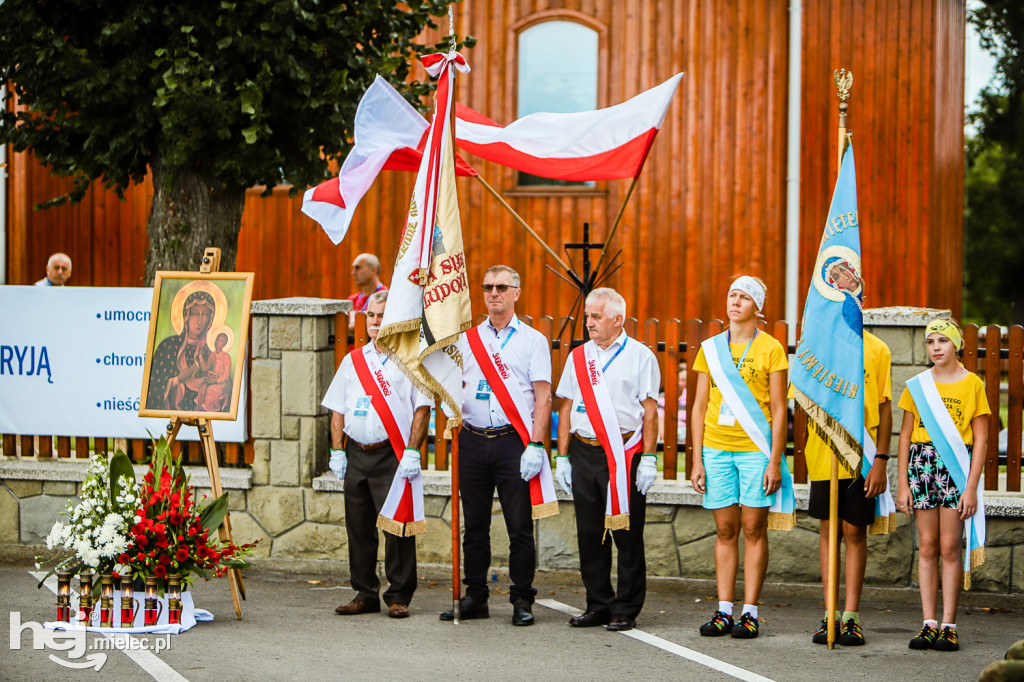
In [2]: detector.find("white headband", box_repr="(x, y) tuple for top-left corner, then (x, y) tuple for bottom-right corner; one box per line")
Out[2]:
(729, 276), (765, 311)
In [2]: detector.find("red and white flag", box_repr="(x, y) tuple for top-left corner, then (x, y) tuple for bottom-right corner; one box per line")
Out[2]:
(376, 52), (473, 430)
(454, 72), (683, 181)
(301, 75), (475, 245)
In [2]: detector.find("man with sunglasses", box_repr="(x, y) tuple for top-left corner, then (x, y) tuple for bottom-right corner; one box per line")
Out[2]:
(440, 265), (552, 627)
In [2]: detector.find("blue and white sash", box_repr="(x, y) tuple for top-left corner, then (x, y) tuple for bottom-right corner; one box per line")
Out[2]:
(861, 428), (896, 535)
(702, 332), (795, 530)
(905, 370), (985, 588)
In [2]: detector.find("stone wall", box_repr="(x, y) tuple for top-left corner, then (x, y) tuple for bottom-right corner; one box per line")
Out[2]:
(3, 302), (1024, 595)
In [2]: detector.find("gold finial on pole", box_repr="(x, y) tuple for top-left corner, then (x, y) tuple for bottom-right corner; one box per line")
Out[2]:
(833, 68), (853, 174)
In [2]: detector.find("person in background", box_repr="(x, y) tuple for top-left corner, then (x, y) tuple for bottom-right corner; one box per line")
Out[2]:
(35, 253), (72, 286)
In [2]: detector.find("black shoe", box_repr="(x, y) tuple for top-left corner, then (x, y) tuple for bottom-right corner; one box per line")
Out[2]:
(699, 610), (734, 637)
(606, 615), (636, 632)
(731, 613), (759, 639)
(439, 596), (489, 621)
(569, 610), (611, 627)
(512, 599), (534, 626)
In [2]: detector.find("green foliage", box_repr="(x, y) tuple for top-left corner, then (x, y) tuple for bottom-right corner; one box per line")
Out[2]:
(198, 492), (229, 536)
(0, 0), (475, 204)
(108, 450), (137, 511)
(965, 1), (1024, 324)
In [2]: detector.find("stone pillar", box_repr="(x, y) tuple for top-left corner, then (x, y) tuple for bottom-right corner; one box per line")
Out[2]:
(250, 298), (351, 490)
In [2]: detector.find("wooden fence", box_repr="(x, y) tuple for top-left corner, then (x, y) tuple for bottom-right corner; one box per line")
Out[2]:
(4, 319), (1022, 493)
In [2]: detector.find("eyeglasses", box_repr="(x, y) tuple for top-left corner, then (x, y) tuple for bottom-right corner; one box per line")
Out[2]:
(481, 284), (517, 293)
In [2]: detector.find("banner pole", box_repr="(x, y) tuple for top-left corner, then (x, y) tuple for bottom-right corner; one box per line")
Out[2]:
(826, 67), (852, 650)
(450, 426), (461, 624)
(592, 174), (640, 279)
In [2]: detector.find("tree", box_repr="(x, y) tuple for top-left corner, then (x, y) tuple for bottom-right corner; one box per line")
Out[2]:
(0, 0), (471, 282)
(965, 1), (1024, 324)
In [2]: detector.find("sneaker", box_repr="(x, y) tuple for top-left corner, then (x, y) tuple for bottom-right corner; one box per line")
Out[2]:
(909, 624), (939, 650)
(731, 613), (759, 639)
(698, 610), (734, 637)
(932, 626), (959, 652)
(811, 618), (836, 645)
(837, 618), (865, 646)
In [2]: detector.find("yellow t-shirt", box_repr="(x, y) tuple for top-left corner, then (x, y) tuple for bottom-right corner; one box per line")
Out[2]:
(803, 331), (892, 481)
(694, 331), (789, 452)
(897, 371), (991, 445)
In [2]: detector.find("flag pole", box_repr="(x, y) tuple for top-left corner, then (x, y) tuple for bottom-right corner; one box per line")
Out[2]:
(450, 425), (461, 623)
(826, 67), (853, 650)
(592, 174), (640, 281)
(472, 174), (573, 274)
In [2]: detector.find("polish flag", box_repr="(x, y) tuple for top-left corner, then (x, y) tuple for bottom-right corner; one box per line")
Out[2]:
(453, 72), (683, 181)
(301, 75), (475, 245)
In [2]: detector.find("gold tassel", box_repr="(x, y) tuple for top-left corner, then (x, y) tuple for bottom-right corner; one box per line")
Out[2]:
(404, 519), (428, 537)
(531, 501), (559, 520)
(971, 545), (986, 569)
(868, 513), (891, 536)
(604, 513), (630, 532)
(963, 570), (971, 591)
(767, 511), (795, 531)
(376, 515), (405, 537)
(443, 417), (462, 439)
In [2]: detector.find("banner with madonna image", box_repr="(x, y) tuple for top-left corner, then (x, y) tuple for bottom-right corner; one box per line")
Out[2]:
(792, 142), (865, 477)
(139, 272), (254, 421)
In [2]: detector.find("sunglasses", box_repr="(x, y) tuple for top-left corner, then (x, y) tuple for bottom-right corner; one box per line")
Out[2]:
(481, 284), (517, 293)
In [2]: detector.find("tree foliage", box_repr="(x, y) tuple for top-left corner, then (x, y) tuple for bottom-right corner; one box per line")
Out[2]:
(0, 0), (472, 278)
(965, 1), (1024, 323)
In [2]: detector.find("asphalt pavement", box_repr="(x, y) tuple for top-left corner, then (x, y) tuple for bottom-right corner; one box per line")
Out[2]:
(3, 560), (1022, 681)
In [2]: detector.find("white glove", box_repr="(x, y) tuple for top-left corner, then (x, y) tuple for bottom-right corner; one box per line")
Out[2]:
(636, 455), (658, 495)
(329, 449), (347, 479)
(554, 456), (573, 495)
(520, 443), (546, 481)
(396, 448), (422, 479)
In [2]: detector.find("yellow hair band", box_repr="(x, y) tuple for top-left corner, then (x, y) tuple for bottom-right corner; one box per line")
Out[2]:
(925, 319), (962, 351)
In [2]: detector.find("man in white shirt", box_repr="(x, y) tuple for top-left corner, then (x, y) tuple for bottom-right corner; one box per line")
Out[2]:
(35, 252), (72, 286)
(322, 291), (431, 619)
(555, 287), (660, 632)
(439, 265), (552, 627)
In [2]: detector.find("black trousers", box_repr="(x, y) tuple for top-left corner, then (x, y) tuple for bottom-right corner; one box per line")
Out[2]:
(458, 428), (537, 605)
(344, 442), (417, 606)
(569, 437), (647, 619)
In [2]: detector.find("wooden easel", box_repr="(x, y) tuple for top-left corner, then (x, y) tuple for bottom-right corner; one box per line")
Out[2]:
(164, 247), (246, 620)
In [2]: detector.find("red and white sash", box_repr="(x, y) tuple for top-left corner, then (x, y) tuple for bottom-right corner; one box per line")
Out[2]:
(466, 327), (558, 519)
(351, 345), (426, 537)
(572, 344), (643, 531)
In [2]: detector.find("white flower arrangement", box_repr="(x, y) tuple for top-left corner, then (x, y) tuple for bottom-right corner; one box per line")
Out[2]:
(44, 452), (140, 573)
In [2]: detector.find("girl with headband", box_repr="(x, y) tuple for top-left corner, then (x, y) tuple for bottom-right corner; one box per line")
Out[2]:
(896, 318), (990, 652)
(690, 276), (791, 640)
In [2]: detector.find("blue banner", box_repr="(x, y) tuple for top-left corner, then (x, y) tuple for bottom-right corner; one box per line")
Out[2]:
(792, 142), (864, 474)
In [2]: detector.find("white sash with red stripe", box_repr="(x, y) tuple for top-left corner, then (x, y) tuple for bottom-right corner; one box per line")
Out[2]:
(572, 344), (643, 531)
(351, 345), (426, 537)
(466, 327), (558, 519)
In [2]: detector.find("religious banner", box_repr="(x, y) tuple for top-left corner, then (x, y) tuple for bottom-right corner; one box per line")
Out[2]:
(376, 51), (473, 430)
(792, 143), (864, 475)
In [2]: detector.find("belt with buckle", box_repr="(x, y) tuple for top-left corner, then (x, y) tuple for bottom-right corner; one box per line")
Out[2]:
(572, 431), (636, 447)
(462, 423), (518, 439)
(347, 438), (391, 451)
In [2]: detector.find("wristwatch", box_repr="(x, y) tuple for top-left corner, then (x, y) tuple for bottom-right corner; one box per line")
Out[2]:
(529, 441), (544, 447)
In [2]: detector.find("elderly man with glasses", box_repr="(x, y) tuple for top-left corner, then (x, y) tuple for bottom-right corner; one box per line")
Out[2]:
(440, 265), (552, 627)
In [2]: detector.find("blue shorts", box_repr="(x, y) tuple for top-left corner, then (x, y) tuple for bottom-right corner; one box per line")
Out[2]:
(701, 447), (774, 510)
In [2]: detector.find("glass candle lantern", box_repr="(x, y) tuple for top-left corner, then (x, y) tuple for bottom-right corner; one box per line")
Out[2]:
(99, 574), (114, 627)
(56, 571), (72, 622)
(120, 573), (138, 627)
(167, 575), (182, 625)
(143, 576), (163, 626)
(78, 570), (94, 621)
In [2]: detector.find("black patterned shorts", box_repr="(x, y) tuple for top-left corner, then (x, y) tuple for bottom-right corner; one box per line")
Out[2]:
(907, 441), (969, 510)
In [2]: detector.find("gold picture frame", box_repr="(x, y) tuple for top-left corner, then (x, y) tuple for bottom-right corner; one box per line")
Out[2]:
(138, 271), (254, 420)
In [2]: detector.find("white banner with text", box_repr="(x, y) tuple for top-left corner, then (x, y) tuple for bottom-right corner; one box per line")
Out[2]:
(0, 286), (246, 442)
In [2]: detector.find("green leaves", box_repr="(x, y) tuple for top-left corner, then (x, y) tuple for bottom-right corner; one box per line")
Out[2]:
(198, 493), (230, 535)
(108, 450), (137, 512)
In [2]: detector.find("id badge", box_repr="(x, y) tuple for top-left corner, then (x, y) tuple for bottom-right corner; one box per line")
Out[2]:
(575, 402), (586, 414)
(354, 396), (370, 418)
(475, 379), (492, 401)
(717, 400), (737, 427)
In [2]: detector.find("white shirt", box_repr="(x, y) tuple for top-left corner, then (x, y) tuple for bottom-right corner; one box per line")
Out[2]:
(457, 315), (551, 429)
(321, 343), (432, 445)
(556, 331), (660, 438)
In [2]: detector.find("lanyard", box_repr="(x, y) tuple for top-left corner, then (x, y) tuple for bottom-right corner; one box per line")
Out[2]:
(601, 337), (628, 373)
(492, 323), (517, 349)
(357, 284), (385, 311)
(727, 329), (757, 370)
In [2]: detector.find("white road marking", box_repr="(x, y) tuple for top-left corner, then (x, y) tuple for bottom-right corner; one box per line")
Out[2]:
(31, 571), (190, 682)
(536, 598), (775, 682)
